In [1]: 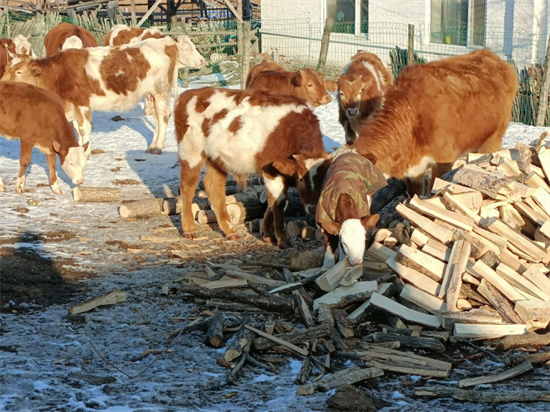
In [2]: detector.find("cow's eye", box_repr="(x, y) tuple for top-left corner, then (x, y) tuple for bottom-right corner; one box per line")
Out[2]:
(307, 83), (313, 88)
(16, 70), (23, 75)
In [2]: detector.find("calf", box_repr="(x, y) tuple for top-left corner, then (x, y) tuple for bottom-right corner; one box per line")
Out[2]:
(3, 36), (206, 154)
(0, 82), (88, 194)
(316, 149), (386, 268)
(354, 49), (518, 196)
(44, 22), (99, 56)
(247, 67), (331, 107)
(245, 59), (283, 87)
(0, 35), (35, 79)
(175, 87), (331, 248)
(338, 51), (393, 144)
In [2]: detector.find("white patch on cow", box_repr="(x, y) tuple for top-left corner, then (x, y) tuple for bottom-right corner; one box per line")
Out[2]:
(16, 175), (26, 193)
(61, 146), (87, 185)
(403, 156), (435, 178)
(12, 35), (34, 57)
(108, 24), (132, 45)
(175, 36), (206, 68)
(61, 36), (83, 51)
(323, 242), (336, 268)
(361, 61), (382, 93)
(51, 180), (62, 194)
(339, 219), (367, 266)
(35, 144), (54, 155)
(264, 175), (285, 205)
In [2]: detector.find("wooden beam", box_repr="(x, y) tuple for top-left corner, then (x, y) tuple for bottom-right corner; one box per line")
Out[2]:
(136, 0), (163, 28)
(443, 240), (471, 311)
(453, 323), (528, 339)
(458, 360), (533, 388)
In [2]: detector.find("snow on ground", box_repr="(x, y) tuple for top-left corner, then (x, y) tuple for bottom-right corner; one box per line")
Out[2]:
(1, 84), (549, 412)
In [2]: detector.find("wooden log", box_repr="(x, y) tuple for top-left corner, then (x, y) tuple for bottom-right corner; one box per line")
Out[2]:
(371, 332), (445, 352)
(506, 351), (550, 366)
(296, 367), (361, 396)
(458, 360), (533, 388)
(514, 301), (550, 329)
(477, 279), (523, 324)
(523, 266), (550, 295)
(282, 268), (315, 328)
(315, 259), (350, 292)
(286, 220), (305, 238)
(225, 328), (256, 362)
(442, 308), (503, 330)
(119, 198), (163, 218)
(369, 292), (441, 328)
(294, 358), (313, 385)
(396, 244), (446, 281)
(386, 256), (441, 296)
(224, 270), (285, 288)
(73, 187), (121, 203)
(179, 283), (293, 314)
(452, 165), (511, 198)
(538, 148), (550, 185)
(332, 308), (355, 338)
(414, 387), (550, 403)
(291, 247), (325, 270)
(442, 241), (471, 311)
(317, 303), (335, 327)
(496, 263), (549, 301)
(316, 367), (384, 393)
(400, 284), (445, 315)
(68, 290), (126, 314)
(498, 332), (547, 353)
(252, 324), (330, 352)
(313, 281), (378, 310)
(533, 187), (550, 216)
(367, 242), (397, 263)
(162, 197), (210, 216)
(442, 192), (481, 224)
(371, 178), (407, 214)
(379, 325), (449, 342)
(453, 323), (528, 339)
(365, 360), (447, 378)
(201, 278), (248, 289)
(346, 283), (395, 321)
(248, 218), (262, 233)
(460, 283), (489, 305)
(366, 346), (452, 371)
(339, 265), (363, 287)
(300, 226), (317, 241)
(395, 203), (453, 244)
(436, 221), (493, 259)
(410, 195), (474, 231)
(205, 312), (224, 348)
(470, 260), (525, 302)
(411, 229), (430, 247)
(422, 239), (451, 262)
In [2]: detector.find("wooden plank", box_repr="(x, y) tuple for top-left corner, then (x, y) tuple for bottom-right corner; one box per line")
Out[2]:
(444, 241), (471, 311)
(484, 218), (546, 262)
(136, 0), (163, 28)
(533, 187), (550, 216)
(367, 242), (397, 263)
(453, 323), (528, 339)
(68, 290), (126, 314)
(313, 281), (378, 310)
(458, 360), (533, 388)
(470, 260), (525, 302)
(396, 244), (446, 281)
(478, 279), (524, 324)
(422, 239), (451, 262)
(366, 360), (448, 378)
(369, 293), (441, 328)
(523, 266), (550, 295)
(246, 325), (308, 356)
(386, 256), (441, 296)
(496, 263), (549, 301)
(400, 284), (446, 315)
(395, 203), (453, 244)
(410, 195), (474, 231)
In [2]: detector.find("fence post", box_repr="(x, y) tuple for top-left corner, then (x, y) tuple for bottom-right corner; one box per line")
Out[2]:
(536, 34), (550, 126)
(237, 1), (245, 88)
(407, 24), (415, 65)
(130, 0), (136, 26)
(181, 22), (190, 88)
(316, 18), (334, 72)
(241, 20), (251, 89)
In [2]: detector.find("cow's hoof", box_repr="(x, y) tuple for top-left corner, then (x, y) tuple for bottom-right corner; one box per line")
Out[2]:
(146, 147), (162, 155)
(16, 186), (24, 194)
(52, 188), (63, 195)
(183, 232), (196, 239)
(144, 110), (153, 117)
(278, 240), (291, 250)
(262, 236), (273, 244)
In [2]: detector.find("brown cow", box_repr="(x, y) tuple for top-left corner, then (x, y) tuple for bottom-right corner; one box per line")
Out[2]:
(247, 67), (332, 107)
(0, 35), (35, 79)
(44, 22), (99, 56)
(3, 36), (206, 154)
(175, 87), (331, 248)
(353, 49), (518, 196)
(245, 59), (283, 87)
(0, 81), (88, 194)
(338, 51), (393, 144)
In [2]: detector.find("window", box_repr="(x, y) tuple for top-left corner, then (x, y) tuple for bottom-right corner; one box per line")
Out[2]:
(430, 0), (486, 46)
(326, 0), (368, 35)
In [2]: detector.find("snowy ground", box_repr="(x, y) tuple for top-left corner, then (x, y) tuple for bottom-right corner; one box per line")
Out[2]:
(1, 86), (549, 412)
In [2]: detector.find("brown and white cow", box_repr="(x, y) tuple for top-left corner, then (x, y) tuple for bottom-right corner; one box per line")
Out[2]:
(174, 87), (331, 248)
(104, 24), (167, 116)
(245, 59), (283, 88)
(338, 51), (393, 144)
(3, 36), (206, 154)
(353, 49), (518, 196)
(0, 35), (35, 79)
(44, 22), (99, 56)
(247, 67), (332, 107)
(0, 81), (88, 194)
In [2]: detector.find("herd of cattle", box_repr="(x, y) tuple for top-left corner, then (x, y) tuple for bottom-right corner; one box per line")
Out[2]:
(0, 22), (518, 267)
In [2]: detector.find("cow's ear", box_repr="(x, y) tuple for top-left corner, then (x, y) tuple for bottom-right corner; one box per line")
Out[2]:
(53, 141), (61, 153)
(323, 222), (341, 236)
(364, 153), (377, 165)
(361, 76), (373, 90)
(272, 159), (297, 176)
(291, 71), (303, 87)
(30, 62), (41, 77)
(361, 214), (379, 229)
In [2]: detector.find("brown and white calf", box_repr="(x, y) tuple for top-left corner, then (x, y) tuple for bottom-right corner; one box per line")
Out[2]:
(247, 67), (332, 107)
(0, 35), (35, 79)
(44, 22), (99, 56)
(315, 149), (385, 268)
(354, 49), (518, 197)
(3, 36), (206, 154)
(103, 24), (166, 116)
(338, 51), (393, 144)
(0, 82), (88, 194)
(245, 59), (283, 87)
(175, 87), (331, 248)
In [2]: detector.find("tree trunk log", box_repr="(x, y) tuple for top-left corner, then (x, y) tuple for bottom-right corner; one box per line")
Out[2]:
(119, 199), (163, 218)
(205, 312), (224, 348)
(496, 331), (550, 351)
(225, 327), (256, 362)
(371, 178), (407, 214)
(74, 187), (121, 203)
(253, 324), (330, 351)
(372, 332), (446, 352)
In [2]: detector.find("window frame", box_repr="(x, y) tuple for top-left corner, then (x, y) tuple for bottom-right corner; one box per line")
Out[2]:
(324, 0), (368, 36)
(429, 0), (487, 48)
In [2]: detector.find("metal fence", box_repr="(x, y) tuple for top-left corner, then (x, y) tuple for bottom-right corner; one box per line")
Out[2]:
(259, 19), (550, 126)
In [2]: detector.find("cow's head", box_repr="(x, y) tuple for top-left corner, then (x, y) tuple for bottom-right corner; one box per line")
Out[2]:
(272, 154), (332, 214)
(2, 55), (41, 85)
(12, 35), (36, 58)
(56, 142), (89, 185)
(337, 74), (373, 118)
(291, 68), (332, 107)
(322, 194), (379, 266)
(175, 35), (206, 69)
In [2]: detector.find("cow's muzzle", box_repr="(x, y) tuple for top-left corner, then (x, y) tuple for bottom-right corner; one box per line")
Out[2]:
(346, 108), (359, 117)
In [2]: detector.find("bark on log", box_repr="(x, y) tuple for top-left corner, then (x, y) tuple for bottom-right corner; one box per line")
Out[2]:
(317, 367), (384, 392)
(74, 187), (121, 203)
(452, 167), (511, 198)
(297, 367), (361, 396)
(371, 178), (407, 214)
(225, 328), (256, 362)
(205, 312), (224, 348)
(376, 196), (407, 228)
(496, 331), (550, 351)
(179, 283), (293, 314)
(253, 324), (330, 351)
(294, 358), (313, 385)
(286, 220), (305, 238)
(414, 387), (550, 403)
(478, 279), (523, 324)
(371, 332), (446, 352)
(226, 201), (265, 225)
(162, 197), (210, 215)
(119, 199), (164, 218)
(506, 351), (550, 365)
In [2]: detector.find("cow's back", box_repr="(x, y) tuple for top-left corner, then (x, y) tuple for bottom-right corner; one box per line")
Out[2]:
(246, 60), (283, 88)
(45, 22), (98, 56)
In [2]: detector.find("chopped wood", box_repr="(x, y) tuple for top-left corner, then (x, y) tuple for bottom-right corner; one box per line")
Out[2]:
(161, 197), (210, 216)
(244, 260), (302, 272)
(496, 263), (549, 301)
(332, 308), (355, 338)
(371, 332), (446, 352)
(506, 351), (550, 366)
(462, 273), (481, 286)
(367, 242), (397, 263)
(453, 166), (511, 198)
(477, 279), (524, 324)
(411, 229), (430, 247)
(442, 308), (503, 330)
(460, 283), (489, 305)
(440, 241), (471, 311)
(458, 360), (533, 388)
(286, 220), (304, 238)
(296, 367), (360, 396)
(282, 268), (315, 328)
(379, 325), (450, 342)
(68, 290), (126, 314)
(316, 367), (384, 392)
(395, 203), (453, 244)
(453, 323), (528, 339)
(399, 284), (445, 315)
(226, 337), (252, 385)
(225, 328), (256, 362)
(436, 221), (493, 259)
(73, 187), (121, 203)
(300, 226), (317, 241)
(387, 256), (441, 296)
(374, 228), (393, 243)
(224, 270), (286, 288)
(139, 235), (182, 243)
(414, 387), (550, 403)
(538, 148), (550, 185)
(366, 346), (452, 371)
(315, 259), (350, 292)
(442, 192), (481, 224)
(205, 312), (224, 348)
(196, 209), (218, 224)
(422, 239), (451, 262)
(410, 195), (474, 231)
(396, 244), (446, 281)
(317, 304), (335, 327)
(369, 292), (441, 328)
(533, 187), (550, 216)
(497, 331), (550, 353)
(339, 265), (364, 287)
(346, 283), (395, 321)
(179, 283), (293, 314)
(251, 324), (330, 353)
(268, 282), (303, 295)
(313, 281), (378, 310)
(470, 260), (525, 302)
(294, 358), (313, 385)
(201, 278), (248, 290)
(119, 198), (163, 218)
(365, 360), (447, 378)
(514, 301), (550, 329)
(523, 266), (550, 295)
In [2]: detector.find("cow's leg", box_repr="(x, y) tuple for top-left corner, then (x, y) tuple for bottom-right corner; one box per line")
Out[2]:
(74, 107), (92, 148)
(405, 174), (426, 198)
(180, 157), (204, 239)
(144, 94), (156, 117)
(0, 176), (5, 192)
(261, 207), (276, 244)
(428, 162), (453, 194)
(16, 142), (32, 193)
(263, 174), (290, 249)
(147, 94), (170, 154)
(46, 153), (62, 195)
(204, 161), (239, 240)
(323, 233), (339, 268)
